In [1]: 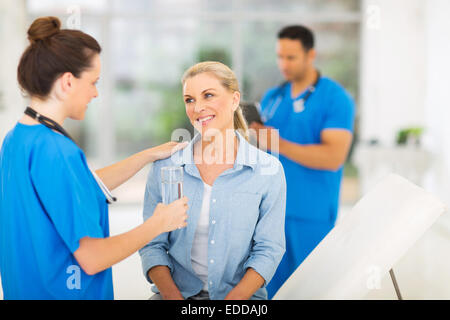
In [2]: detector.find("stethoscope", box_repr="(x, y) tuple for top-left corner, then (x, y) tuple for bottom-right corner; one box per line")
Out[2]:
(260, 70), (321, 123)
(24, 106), (117, 204)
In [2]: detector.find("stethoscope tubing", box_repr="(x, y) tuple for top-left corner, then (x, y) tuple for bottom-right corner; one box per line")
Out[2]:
(24, 106), (117, 204)
(261, 71), (321, 123)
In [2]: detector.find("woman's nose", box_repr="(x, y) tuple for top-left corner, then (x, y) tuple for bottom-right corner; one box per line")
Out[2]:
(194, 102), (205, 113)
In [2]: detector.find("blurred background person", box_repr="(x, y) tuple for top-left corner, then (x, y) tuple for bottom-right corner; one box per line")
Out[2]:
(249, 25), (355, 298)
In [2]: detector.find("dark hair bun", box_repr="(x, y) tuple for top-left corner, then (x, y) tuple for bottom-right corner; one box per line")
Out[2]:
(27, 16), (61, 44)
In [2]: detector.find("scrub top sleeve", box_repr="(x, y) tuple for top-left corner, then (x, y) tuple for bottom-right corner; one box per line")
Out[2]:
(30, 140), (104, 254)
(322, 87), (355, 132)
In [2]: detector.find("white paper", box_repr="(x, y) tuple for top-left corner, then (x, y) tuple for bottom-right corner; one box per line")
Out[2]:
(274, 173), (447, 300)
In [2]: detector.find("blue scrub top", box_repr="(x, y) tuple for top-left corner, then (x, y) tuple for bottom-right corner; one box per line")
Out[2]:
(0, 123), (113, 300)
(260, 76), (355, 224)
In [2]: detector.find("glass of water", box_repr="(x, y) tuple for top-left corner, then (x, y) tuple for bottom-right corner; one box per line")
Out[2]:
(161, 166), (184, 205)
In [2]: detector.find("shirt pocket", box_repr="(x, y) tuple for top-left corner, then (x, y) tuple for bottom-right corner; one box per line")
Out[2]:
(228, 192), (262, 233)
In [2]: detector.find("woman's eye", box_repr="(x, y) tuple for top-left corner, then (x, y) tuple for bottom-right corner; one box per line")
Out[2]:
(205, 93), (214, 98)
(185, 98), (194, 103)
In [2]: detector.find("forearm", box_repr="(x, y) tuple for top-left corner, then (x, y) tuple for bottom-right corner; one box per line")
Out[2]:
(278, 138), (345, 171)
(74, 215), (162, 275)
(225, 268), (265, 300)
(148, 266), (183, 300)
(95, 148), (154, 190)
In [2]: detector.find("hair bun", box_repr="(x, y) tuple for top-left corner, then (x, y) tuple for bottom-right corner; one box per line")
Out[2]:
(27, 16), (61, 44)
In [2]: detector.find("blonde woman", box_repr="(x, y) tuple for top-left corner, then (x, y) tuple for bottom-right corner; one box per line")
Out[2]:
(139, 61), (286, 300)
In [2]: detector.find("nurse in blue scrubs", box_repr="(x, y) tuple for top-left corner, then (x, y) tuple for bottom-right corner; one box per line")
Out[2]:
(0, 16), (188, 300)
(250, 25), (355, 298)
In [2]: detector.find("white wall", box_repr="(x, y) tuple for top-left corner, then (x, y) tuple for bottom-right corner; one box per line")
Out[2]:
(360, 0), (426, 146)
(358, 0), (450, 300)
(0, 0), (27, 142)
(422, 0), (450, 208)
(360, 0), (450, 208)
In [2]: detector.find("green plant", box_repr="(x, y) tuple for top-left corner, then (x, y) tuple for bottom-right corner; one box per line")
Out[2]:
(343, 161), (358, 178)
(396, 127), (424, 145)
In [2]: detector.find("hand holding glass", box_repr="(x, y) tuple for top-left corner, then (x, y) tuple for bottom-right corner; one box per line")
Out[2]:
(161, 166), (184, 205)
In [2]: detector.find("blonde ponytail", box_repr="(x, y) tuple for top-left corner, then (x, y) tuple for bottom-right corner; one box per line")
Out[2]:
(234, 105), (249, 141)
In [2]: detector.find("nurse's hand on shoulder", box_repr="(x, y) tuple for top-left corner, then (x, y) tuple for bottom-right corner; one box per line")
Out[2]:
(152, 196), (189, 233)
(148, 141), (189, 162)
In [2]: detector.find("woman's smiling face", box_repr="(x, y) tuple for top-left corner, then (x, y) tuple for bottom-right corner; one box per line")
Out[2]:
(183, 72), (240, 139)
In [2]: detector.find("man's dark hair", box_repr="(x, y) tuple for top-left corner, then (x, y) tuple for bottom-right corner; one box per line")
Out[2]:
(277, 25), (314, 51)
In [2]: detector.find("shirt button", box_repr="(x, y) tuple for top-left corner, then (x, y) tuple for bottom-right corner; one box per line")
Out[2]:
(211, 220), (216, 224)
(209, 281), (213, 285)
(210, 240), (215, 244)
(212, 199), (216, 203)
(210, 259), (214, 264)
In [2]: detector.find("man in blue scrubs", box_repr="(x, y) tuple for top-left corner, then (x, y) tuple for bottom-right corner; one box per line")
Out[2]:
(250, 25), (355, 298)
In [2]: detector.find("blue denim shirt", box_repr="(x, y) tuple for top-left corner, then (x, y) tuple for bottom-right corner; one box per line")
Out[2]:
(139, 131), (286, 300)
